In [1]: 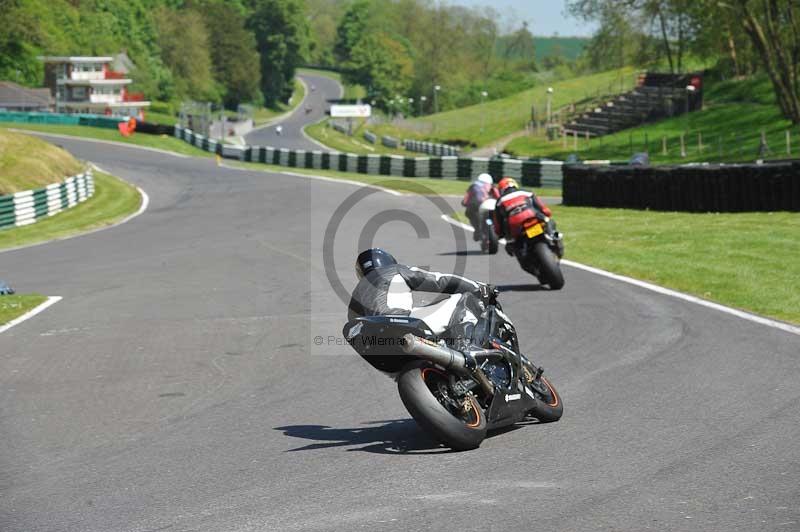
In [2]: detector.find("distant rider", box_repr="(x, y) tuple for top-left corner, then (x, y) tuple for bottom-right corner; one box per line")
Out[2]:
(461, 173), (498, 240)
(348, 248), (497, 341)
(493, 177), (552, 252)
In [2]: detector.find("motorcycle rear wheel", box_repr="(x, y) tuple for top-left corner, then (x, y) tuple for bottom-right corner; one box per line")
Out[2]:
(481, 222), (499, 255)
(398, 361), (487, 451)
(532, 241), (565, 290)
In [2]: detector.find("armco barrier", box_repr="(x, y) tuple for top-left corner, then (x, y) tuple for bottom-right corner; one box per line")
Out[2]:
(175, 125), (561, 186)
(0, 169), (94, 229)
(562, 162), (800, 212)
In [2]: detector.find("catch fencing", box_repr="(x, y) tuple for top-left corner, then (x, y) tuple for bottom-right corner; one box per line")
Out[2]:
(174, 125), (562, 186)
(563, 162), (800, 212)
(0, 169), (94, 229)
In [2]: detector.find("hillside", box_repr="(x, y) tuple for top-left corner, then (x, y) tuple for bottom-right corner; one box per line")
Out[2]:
(505, 75), (795, 164)
(0, 130), (83, 194)
(368, 67), (636, 148)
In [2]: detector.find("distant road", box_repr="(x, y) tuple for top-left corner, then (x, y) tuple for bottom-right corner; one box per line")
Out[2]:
(244, 73), (343, 150)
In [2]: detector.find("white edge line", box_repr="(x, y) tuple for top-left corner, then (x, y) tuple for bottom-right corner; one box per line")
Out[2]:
(0, 296), (62, 334)
(7, 128), (190, 158)
(220, 162), (404, 197)
(0, 163), (150, 255)
(440, 214), (800, 337)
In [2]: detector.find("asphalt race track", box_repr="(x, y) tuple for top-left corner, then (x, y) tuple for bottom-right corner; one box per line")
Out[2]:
(244, 73), (343, 150)
(1, 77), (799, 532)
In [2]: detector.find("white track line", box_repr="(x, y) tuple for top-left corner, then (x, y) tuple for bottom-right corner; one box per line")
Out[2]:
(0, 296), (62, 334)
(0, 163), (150, 255)
(8, 129), (190, 158)
(221, 163), (404, 196)
(440, 214), (800, 337)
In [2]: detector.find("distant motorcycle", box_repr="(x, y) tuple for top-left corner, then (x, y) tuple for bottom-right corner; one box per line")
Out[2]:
(343, 295), (563, 451)
(477, 198), (498, 255)
(275, 125), (283, 136)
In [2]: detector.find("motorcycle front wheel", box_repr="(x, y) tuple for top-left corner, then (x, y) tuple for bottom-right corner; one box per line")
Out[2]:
(398, 361), (487, 451)
(524, 374), (564, 423)
(532, 241), (565, 290)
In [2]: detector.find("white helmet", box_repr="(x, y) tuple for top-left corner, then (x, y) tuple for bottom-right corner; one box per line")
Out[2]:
(477, 173), (493, 185)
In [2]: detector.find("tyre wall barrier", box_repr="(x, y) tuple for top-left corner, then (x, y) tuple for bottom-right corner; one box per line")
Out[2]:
(402, 139), (461, 156)
(562, 162), (800, 211)
(174, 125), (562, 185)
(363, 131), (377, 144)
(0, 169), (94, 229)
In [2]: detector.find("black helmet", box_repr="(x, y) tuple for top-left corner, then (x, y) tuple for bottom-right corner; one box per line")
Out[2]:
(355, 248), (397, 279)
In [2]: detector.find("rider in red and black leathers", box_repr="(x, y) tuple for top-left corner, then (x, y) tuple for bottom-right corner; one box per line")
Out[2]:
(493, 177), (551, 244)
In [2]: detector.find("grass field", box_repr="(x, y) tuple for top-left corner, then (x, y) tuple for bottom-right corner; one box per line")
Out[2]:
(231, 160), (561, 197)
(0, 170), (141, 251)
(0, 129), (84, 194)
(368, 67), (637, 149)
(506, 75), (798, 163)
(0, 294), (47, 326)
(457, 206), (800, 324)
(1, 124), (212, 158)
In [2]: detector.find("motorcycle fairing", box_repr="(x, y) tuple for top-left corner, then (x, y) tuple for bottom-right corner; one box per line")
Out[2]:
(342, 316), (435, 374)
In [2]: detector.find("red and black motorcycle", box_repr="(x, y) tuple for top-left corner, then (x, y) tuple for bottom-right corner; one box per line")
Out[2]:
(511, 213), (565, 289)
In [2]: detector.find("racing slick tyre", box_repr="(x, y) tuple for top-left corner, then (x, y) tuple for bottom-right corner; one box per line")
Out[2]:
(533, 241), (564, 290)
(481, 221), (499, 255)
(398, 361), (487, 451)
(524, 375), (564, 423)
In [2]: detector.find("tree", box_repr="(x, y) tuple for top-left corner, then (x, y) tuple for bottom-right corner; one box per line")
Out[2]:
(248, 0), (310, 107)
(732, 0), (800, 122)
(333, 0), (373, 63)
(348, 31), (413, 105)
(154, 6), (220, 102)
(201, 2), (261, 108)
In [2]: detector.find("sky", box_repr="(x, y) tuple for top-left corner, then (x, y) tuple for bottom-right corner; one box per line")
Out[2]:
(448, 0), (598, 37)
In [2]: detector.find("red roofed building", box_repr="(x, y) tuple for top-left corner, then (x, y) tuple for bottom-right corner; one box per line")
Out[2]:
(39, 56), (150, 118)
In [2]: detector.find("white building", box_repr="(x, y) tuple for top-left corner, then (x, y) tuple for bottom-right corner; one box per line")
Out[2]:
(39, 56), (150, 118)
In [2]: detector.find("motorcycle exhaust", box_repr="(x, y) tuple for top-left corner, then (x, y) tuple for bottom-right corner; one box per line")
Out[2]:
(401, 334), (468, 374)
(402, 334), (496, 398)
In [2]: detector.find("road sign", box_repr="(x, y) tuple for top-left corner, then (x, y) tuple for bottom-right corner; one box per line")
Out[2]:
(330, 104), (371, 118)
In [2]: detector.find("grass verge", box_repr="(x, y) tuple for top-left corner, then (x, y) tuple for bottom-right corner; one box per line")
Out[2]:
(305, 119), (409, 156)
(230, 160), (560, 197)
(0, 294), (47, 326)
(455, 207), (799, 324)
(0, 170), (141, 251)
(0, 129), (84, 194)
(1, 124), (212, 158)
(253, 78), (306, 125)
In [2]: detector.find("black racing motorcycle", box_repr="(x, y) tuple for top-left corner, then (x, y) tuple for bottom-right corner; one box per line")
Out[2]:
(511, 215), (565, 290)
(342, 298), (563, 451)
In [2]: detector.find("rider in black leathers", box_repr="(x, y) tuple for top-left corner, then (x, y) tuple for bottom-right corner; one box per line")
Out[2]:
(348, 249), (496, 340)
